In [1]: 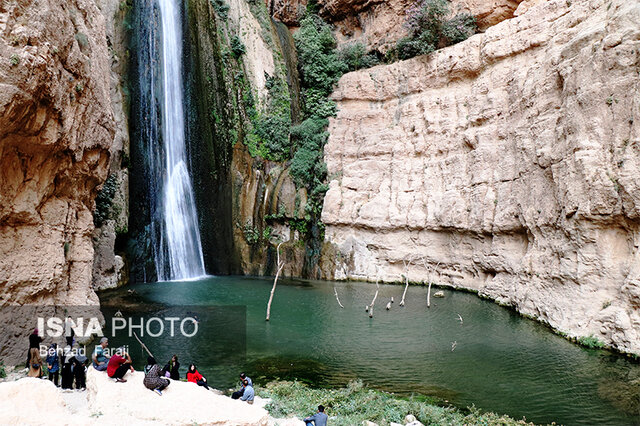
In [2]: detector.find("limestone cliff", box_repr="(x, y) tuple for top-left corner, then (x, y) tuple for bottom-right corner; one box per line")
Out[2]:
(91, 0), (130, 291)
(0, 0), (117, 305)
(322, 0), (640, 354)
(269, 0), (524, 51)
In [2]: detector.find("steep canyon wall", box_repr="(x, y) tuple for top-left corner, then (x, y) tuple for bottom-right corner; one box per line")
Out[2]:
(0, 0), (119, 305)
(322, 0), (640, 353)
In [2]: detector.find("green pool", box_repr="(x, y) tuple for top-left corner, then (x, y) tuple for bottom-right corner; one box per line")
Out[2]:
(99, 276), (639, 425)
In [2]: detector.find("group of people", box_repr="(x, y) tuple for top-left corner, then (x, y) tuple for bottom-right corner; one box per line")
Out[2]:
(91, 337), (255, 402)
(27, 330), (328, 423)
(25, 329), (87, 390)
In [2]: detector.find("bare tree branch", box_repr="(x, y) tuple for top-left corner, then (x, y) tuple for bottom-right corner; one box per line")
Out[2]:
(266, 242), (285, 321)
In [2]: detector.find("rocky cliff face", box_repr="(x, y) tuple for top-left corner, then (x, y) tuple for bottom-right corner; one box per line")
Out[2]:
(0, 0), (117, 304)
(91, 0), (130, 291)
(313, 0), (523, 52)
(322, 0), (640, 353)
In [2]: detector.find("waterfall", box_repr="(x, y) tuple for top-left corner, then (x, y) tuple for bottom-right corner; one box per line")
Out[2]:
(136, 0), (206, 281)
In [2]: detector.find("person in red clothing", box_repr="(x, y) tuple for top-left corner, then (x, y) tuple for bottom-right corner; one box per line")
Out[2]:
(186, 364), (209, 390)
(107, 348), (134, 382)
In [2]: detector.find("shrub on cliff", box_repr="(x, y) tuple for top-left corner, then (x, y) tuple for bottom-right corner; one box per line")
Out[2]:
(94, 174), (119, 227)
(394, 0), (477, 60)
(290, 117), (329, 190)
(338, 42), (379, 72)
(294, 14), (347, 112)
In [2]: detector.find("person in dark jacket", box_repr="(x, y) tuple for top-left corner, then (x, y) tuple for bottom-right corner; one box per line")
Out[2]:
(60, 346), (75, 389)
(186, 364), (209, 390)
(304, 405), (328, 426)
(144, 357), (170, 395)
(161, 354), (180, 380)
(46, 343), (60, 386)
(73, 355), (87, 390)
(26, 328), (43, 368)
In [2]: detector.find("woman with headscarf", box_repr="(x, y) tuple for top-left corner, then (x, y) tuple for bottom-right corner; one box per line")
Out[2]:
(27, 347), (42, 378)
(186, 364), (209, 390)
(143, 356), (170, 395)
(26, 328), (42, 369)
(60, 346), (75, 389)
(161, 354), (180, 380)
(46, 343), (60, 386)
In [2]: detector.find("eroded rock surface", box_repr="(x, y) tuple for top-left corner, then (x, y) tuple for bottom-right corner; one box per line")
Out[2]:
(320, 0), (524, 52)
(0, 0), (116, 304)
(323, 0), (640, 353)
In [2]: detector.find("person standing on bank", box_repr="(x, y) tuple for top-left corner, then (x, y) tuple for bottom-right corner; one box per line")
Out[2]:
(231, 372), (253, 399)
(107, 348), (134, 382)
(46, 343), (60, 386)
(27, 347), (43, 378)
(26, 328), (42, 369)
(304, 405), (328, 426)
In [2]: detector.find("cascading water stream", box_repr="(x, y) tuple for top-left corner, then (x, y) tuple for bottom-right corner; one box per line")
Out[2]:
(136, 0), (206, 281)
(157, 0), (206, 280)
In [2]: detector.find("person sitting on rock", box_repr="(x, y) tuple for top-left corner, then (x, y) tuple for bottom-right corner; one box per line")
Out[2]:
(231, 372), (253, 399)
(144, 356), (170, 395)
(239, 379), (254, 404)
(161, 354), (180, 380)
(304, 405), (328, 426)
(107, 348), (134, 383)
(46, 343), (60, 386)
(186, 364), (209, 390)
(27, 347), (43, 378)
(92, 337), (110, 371)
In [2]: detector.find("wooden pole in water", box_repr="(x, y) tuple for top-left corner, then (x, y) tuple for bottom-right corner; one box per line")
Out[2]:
(399, 259), (411, 307)
(266, 242), (285, 321)
(334, 286), (344, 308)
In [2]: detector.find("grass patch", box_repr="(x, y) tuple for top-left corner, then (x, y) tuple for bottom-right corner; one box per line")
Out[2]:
(260, 380), (533, 425)
(577, 335), (606, 349)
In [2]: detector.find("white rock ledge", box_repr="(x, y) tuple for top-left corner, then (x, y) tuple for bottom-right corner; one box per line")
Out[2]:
(0, 368), (271, 425)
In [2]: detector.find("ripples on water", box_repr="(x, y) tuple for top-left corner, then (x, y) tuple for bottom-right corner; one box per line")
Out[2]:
(100, 276), (640, 425)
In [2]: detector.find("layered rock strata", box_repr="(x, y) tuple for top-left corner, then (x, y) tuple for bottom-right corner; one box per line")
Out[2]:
(320, 0), (525, 52)
(322, 0), (640, 353)
(0, 0), (116, 304)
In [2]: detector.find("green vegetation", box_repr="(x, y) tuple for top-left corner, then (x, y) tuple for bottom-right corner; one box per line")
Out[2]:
(9, 54), (19, 66)
(577, 335), (606, 349)
(210, 0), (230, 21)
(230, 35), (246, 58)
(242, 222), (272, 245)
(260, 380), (532, 426)
(94, 174), (119, 227)
(0, 361), (6, 379)
(338, 42), (379, 72)
(250, 74), (293, 161)
(391, 0), (476, 60)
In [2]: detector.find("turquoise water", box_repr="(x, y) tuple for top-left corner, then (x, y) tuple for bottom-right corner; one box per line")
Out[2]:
(99, 276), (639, 425)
